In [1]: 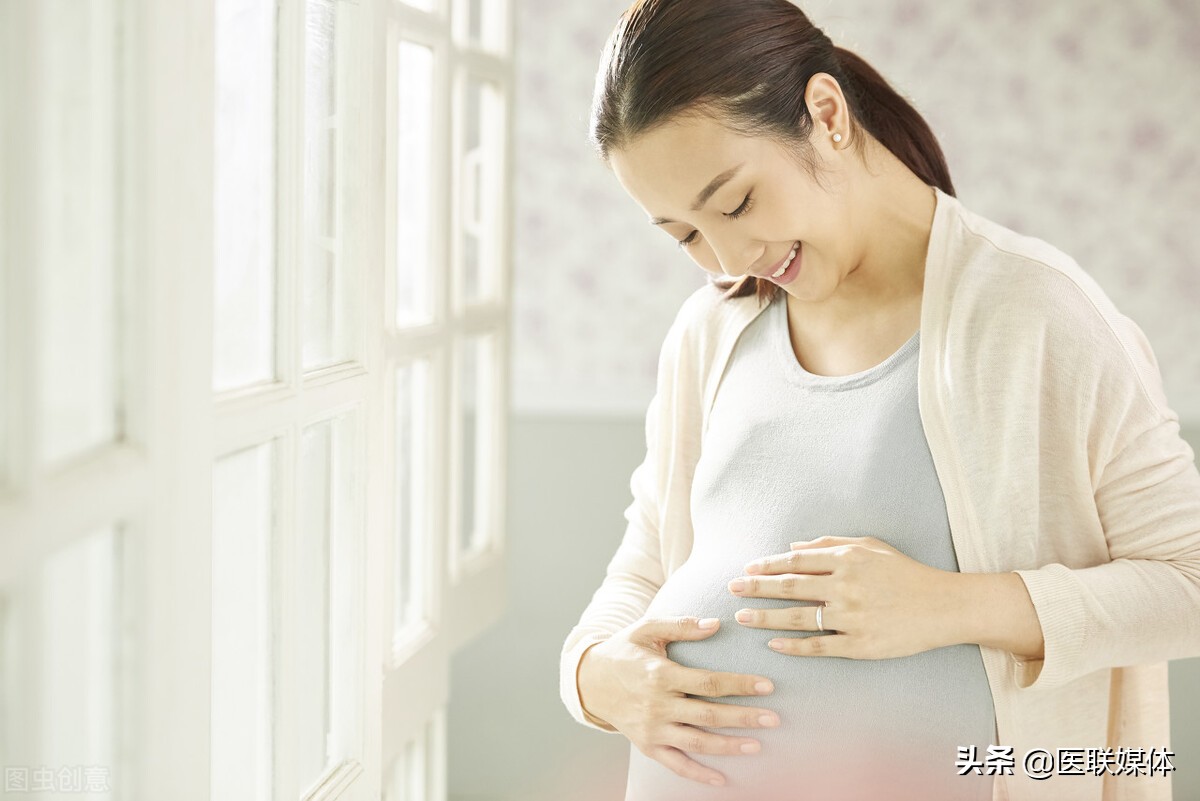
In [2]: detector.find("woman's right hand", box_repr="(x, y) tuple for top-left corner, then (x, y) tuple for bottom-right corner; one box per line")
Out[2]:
(576, 615), (780, 788)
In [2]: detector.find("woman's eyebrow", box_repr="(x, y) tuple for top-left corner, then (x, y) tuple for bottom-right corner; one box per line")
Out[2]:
(648, 162), (746, 225)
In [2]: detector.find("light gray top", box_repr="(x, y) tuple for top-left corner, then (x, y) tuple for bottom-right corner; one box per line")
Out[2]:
(625, 293), (997, 801)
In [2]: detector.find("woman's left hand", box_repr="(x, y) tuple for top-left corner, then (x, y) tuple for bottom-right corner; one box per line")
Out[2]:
(728, 535), (963, 659)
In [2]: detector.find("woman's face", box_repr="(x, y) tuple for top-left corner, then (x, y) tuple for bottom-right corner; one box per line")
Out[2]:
(609, 109), (860, 303)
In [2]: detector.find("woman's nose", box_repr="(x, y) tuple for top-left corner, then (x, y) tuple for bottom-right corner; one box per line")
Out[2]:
(709, 238), (759, 278)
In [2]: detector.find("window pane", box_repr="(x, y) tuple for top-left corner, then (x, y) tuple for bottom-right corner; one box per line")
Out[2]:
(0, 525), (122, 799)
(214, 0), (277, 392)
(457, 335), (495, 554)
(212, 442), (275, 801)
(38, 259), (118, 468)
(297, 420), (332, 789)
(297, 411), (357, 790)
(403, 736), (425, 801)
(302, 0), (347, 370)
(395, 360), (430, 640)
(458, 0), (506, 53)
(35, 0), (119, 468)
(467, 0), (483, 42)
(383, 707), (444, 801)
(396, 41), (435, 328)
(459, 76), (503, 306)
(381, 741), (422, 801)
(303, 244), (337, 370)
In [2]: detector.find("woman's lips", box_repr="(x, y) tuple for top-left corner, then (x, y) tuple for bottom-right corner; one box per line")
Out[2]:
(761, 242), (802, 284)
(757, 241), (800, 279)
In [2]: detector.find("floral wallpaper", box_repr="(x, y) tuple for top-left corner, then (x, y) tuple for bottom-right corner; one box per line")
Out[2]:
(510, 0), (1200, 423)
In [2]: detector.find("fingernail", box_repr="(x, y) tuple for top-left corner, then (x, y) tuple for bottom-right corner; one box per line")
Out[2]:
(744, 562), (761, 574)
(740, 741), (761, 754)
(729, 579), (745, 592)
(769, 640), (784, 650)
(698, 618), (719, 629)
(735, 609), (753, 623)
(758, 714), (780, 727)
(709, 778), (725, 787)
(754, 680), (774, 694)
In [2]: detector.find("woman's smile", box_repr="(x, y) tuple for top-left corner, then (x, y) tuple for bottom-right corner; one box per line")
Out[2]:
(765, 242), (802, 284)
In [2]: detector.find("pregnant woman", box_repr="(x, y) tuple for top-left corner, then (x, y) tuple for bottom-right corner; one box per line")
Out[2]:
(560, 1), (1200, 800)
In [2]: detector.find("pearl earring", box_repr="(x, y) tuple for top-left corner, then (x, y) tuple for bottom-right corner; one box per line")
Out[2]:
(832, 133), (843, 143)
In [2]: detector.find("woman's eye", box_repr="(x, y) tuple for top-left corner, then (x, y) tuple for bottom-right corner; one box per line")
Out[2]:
(676, 191), (753, 248)
(726, 193), (754, 219)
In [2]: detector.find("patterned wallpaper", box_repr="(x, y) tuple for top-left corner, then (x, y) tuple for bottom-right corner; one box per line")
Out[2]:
(510, 0), (1200, 422)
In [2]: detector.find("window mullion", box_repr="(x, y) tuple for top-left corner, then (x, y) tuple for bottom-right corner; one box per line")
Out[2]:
(273, 424), (300, 801)
(448, 47), (508, 84)
(0, 449), (148, 584)
(278, 0), (306, 398)
(271, 0), (307, 798)
(3, 0), (37, 501)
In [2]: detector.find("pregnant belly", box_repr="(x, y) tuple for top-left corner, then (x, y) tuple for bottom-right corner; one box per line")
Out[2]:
(626, 549), (997, 801)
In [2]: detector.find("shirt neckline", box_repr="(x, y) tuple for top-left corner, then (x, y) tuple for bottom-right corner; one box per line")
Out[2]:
(769, 183), (941, 390)
(772, 295), (920, 390)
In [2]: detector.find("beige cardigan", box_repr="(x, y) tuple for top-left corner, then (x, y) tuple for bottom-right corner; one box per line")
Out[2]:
(559, 187), (1200, 800)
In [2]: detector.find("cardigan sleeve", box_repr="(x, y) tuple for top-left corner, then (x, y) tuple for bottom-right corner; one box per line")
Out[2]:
(558, 291), (702, 732)
(1010, 310), (1200, 691)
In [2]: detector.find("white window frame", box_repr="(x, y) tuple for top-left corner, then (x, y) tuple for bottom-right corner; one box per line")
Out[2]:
(0, 0), (513, 798)
(377, 1), (514, 796)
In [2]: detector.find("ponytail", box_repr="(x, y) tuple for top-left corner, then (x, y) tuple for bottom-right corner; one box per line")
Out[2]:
(833, 46), (955, 199)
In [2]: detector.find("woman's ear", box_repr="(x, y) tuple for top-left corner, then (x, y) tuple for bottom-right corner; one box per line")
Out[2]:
(804, 72), (849, 143)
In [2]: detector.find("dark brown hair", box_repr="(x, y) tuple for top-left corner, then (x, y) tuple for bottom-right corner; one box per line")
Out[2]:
(589, 0), (956, 306)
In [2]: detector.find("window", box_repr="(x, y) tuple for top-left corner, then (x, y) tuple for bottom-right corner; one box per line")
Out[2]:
(382, 0), (513, 774)
(0, 0), (513, 797)
(382, 706), (446, 801)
